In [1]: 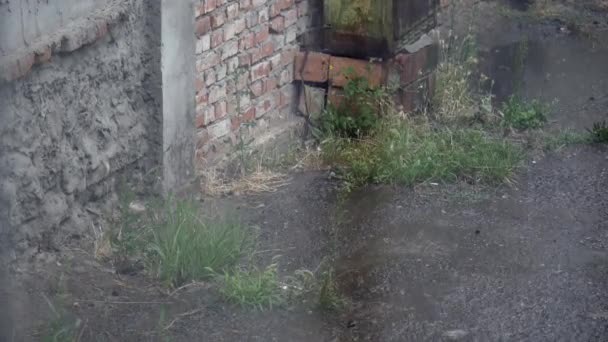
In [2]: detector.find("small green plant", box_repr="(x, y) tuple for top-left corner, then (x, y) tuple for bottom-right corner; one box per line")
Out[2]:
(587, 121), (608, 143)
(112, 184), (146, 259)
(220, 263), (283, 310)
(234, 121), (257, 174)
(501, 95), (549, 130)
(317, 269), (347, 312)
(283, 267), (348, 312)
(145, 198), (252, 287)
(319, 70), (385, 139)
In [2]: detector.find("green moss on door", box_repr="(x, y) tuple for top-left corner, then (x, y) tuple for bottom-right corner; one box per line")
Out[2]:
(324, 0), (393, 43)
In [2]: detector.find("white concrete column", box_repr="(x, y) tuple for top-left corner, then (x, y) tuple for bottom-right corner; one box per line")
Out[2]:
(161, 0), (196, 194)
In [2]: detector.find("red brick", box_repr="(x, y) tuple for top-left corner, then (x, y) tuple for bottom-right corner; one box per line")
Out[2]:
(95, 21), (108, 40)
(250, 81), (263, 98)
(294, 51), (330, 83)
(211, 12), (225, 28)
(269, 16), (285, 33)
(252, 41), (274, 63)
(226, 3), (239, 19)
(204, 0), (217, 14)
(34, 47), (52, 64)
(196, 17), (212, 37)
(279, 0), (294, 9)
(254, 25), (269, 44)
(211, 30), (223, 48)
(234, 18), (247, 34)
(196, 93), (208, 106)
(256, 97), (274, 118)
(215, 101), (227, 120)
(281, 48), (297, 67)
(239, 32), (255, 50)
(258, 7), (269, 23)
(261, 41), (274, 58)
(329, 56), (384, 88)
(243, 106), (256, 122)
(239, 53), (251, 67)
(196, 114), (206, 129)
(197, 51), (220, 72)
(231, 117), (240, 131)
(279, 86), (294, 109)
(195, 4), (205, 18)
(196, 77), (205, 94)
(251, 61), (271, 81)
(270, 3), (281, 18)
(231, 107), (256, 131)
(196, 129), (210, 150)
(263, 76), (278, 93)
(393, 46), (435, 85)
(239, 0), (252, 10)
(283, 8), (298, 27)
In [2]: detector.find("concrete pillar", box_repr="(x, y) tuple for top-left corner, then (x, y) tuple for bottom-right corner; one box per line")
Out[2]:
(161, 0), (196, 194)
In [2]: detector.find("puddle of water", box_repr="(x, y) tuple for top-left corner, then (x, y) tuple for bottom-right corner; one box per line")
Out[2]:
(481, 35), (608, 130)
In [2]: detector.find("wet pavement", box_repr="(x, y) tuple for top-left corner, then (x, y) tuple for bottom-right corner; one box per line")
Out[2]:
(11, 1), (608, 341)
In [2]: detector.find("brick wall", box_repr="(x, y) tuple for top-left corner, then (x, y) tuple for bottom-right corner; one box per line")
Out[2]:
(194, 0), (318, 165)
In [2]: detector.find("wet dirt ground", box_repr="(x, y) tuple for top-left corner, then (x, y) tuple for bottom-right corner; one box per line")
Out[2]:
(8, 0), (608, 341)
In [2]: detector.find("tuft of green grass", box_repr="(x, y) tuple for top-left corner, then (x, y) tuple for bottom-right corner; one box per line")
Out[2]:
(501, 95), (549, 130)
(588, 121), (608, 143)
(220, 264), (283, 310)
(323, 120), (523, 190)
(145, 198), (252, 287)
(544, 131), (594, 150)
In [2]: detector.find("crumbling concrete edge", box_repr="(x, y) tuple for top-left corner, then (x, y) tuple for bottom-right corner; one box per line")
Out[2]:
(0, 0), (129, 83)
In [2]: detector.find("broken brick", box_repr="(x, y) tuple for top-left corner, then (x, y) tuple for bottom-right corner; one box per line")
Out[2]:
(329, 56), (384, 88)
(294, 51), (330, 83)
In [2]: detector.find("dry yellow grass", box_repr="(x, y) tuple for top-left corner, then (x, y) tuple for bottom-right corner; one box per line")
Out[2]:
(201, 167), (290, 196)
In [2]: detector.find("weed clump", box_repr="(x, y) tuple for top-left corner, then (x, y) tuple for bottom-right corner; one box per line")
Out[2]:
(501, 95), (549, 130)
(147, 200), (251, 287)
(433, 33), (482, 122)
(317, 269), (347, 312)
(317, 69), (385, 139)
(220, 264), (283, 310)
(588, 120), (608, 143)
(323, 120), (523, 189)
(284, 267), (348, 312)
(113, 196), (251, 288)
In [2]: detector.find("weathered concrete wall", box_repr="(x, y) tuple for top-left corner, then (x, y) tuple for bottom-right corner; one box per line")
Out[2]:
(0, 0), (112, 55)
(161, 0), (196, 193)
(0, 0), (162, 256)
(193, 0), (321, 166)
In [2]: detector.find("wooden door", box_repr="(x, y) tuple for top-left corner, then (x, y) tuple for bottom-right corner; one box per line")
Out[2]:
(323, 0), (393, 57)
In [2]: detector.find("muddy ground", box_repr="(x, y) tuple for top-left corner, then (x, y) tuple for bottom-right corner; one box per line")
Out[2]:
(6, 0), (608, 341)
